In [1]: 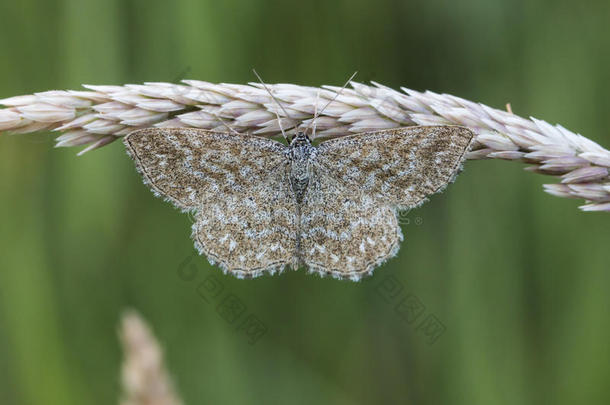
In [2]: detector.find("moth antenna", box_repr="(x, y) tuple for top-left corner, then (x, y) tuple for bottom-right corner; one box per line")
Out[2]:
(303, 71), (357, 137)
(311, 89), (320, 138)
(214, 113), (241, 136)
(273, 110), (287, 139)
(319, 71), (358, 116)
(252, 69), (292, 142)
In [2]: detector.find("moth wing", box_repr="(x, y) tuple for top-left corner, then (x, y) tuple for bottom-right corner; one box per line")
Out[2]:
(124, 128), (288, 210)
(124, 128), (298, 277)
(191, 162), (299, 278)
(315, 126), (473, 208)
(298, 163), (403, 280)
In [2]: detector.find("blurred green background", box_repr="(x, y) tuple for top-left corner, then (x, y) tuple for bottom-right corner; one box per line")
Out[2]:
(1, 0), (610, 404)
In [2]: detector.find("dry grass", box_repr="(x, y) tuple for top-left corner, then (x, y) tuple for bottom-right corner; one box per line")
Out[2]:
(119, 310), (183, 405)
(1, 80), (609, 211)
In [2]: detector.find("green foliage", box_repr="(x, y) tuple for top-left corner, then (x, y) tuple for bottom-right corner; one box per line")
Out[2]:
(0, 0), (609, 404)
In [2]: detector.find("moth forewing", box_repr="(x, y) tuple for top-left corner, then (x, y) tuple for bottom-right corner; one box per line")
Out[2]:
(315, 126), (473, 209)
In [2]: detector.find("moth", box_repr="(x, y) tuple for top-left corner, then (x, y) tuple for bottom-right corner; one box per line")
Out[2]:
(123, 124), (472, 281)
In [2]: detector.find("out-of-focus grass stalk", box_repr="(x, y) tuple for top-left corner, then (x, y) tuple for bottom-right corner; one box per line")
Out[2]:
(119, 310), (183, 405)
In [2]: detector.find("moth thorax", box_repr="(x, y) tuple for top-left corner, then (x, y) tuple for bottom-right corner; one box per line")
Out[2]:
(290, 131), (310, 147)
(289, 139), (314, 203)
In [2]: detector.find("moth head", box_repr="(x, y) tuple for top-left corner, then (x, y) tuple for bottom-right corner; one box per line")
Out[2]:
(251, 69), (357, 145)
(290, 130), (311, 145)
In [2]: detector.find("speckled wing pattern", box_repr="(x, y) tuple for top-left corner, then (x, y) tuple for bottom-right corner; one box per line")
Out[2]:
(298, 165), (403, 280)
(315, 126), (473, 209)
(124, 128), (298, 277)
(124, 126), (472, 281)
(299, 126), (473, 280)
